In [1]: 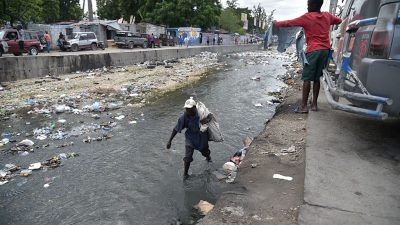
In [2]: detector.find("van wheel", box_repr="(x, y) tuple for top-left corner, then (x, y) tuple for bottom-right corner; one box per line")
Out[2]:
(128, 42), (134, 49)
(71, 44), (79, 52)
(28, 46), (39, 55)
(91, 43), (98, 50)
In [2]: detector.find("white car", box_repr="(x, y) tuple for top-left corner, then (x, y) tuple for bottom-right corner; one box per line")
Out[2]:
(64, 32), (99, 52)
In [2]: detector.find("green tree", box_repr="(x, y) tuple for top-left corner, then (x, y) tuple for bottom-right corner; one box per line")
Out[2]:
(42, 0), (60, 23)
(60, 0), (82, 21)
(0, 0), (43, 26)
(97, 0), (122, 19)
(226, 0), (238, 9)
(219, 8), (244, 34)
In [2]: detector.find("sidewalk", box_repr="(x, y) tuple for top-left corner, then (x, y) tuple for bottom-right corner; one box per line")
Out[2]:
(299, 92), (400, 225)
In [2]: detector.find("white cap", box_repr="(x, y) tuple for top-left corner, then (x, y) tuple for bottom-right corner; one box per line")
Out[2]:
(184, 97), (196, 108)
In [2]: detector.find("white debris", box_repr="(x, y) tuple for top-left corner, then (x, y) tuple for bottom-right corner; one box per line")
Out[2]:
(0, 180), (9, 185)
(18, 139), (34, 146)
(129, 121), (137, 124)
(223, 162), (237, 173)
(28, 162), (42, 170)
(43, 183), (50, 188)
(221, 206), (245, 217)
(273, 174), (293, 181)
(254, 103), (263, 107)
(115, 115), (125, 120)
(281, 145), (296, 153)
(36, 134), (47, 140)
(58, 119), (67, 124)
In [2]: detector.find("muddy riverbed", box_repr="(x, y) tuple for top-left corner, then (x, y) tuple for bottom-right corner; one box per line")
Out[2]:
(0, 50), (297, 225)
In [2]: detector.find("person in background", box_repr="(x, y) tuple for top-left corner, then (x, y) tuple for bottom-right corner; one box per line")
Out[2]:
(184, 36), (190, 48)
(273, 0), (342, 113)
(58, 32), (65, 47)
(207, 36), (210, 46)
(16, 25), (24, 55)
(179, 35), (183, 47)
(44, 31), (51, 53)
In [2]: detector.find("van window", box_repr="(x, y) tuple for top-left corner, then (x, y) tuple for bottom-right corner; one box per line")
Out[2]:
(350, 0), (380, 21)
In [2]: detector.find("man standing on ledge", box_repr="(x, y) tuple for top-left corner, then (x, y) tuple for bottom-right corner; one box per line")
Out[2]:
(167, 97), (213, 180)
(273, 0), (342, 113)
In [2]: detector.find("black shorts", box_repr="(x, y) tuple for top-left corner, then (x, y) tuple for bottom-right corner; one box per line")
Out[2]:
(183, 145), (210, 163)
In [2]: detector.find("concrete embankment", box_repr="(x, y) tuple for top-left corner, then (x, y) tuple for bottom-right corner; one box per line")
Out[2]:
(0, 45), (260, 82)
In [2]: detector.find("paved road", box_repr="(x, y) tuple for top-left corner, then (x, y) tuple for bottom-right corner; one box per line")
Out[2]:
(300, 92), (400, 225)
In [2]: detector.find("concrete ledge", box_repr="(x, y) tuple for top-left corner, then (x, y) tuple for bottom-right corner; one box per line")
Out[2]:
(0, 45), (261, 82)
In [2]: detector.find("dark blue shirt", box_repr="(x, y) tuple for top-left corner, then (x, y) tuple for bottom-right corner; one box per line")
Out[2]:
(174, 112), (209, 150)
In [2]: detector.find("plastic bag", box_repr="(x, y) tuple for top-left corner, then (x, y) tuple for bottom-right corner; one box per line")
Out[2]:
(196, 101), (223, 142)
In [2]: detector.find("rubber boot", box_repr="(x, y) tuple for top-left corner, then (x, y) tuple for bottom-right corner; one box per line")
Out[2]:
(183, 162), (190, 180)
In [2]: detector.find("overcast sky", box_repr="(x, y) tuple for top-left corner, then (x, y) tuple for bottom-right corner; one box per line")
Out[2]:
(83, 0), (332, 21)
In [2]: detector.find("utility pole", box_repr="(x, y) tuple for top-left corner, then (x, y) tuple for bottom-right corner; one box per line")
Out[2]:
(82, 0), (86, 15)
(88, 0), (94, 21)
(329, 0), (339, 15)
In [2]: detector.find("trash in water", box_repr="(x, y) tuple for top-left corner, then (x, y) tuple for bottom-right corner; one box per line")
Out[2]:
(254, 103), (263, 107)
(5, 164), (20, 172)
(273, 174), (293, 181)
(28, 162), (42, 170)
(115, 115), (125, 120)
(194, 200), (214, 215)
(251, 163), (258, 168)
(251, 77), (261, 81)
(129, 121), (137, 124)
(43, 183), (50, 188)
(58, 119), (67, 124)
(42, 152), (79, 168)
(20, 169), (33, 177)
(1, 138), (10, 145)
(0, 180), (9, 185)
(226, 171), (237, 183)
(18, 151), (30, 156)
(36, 134), (47, 140)
(18, 139), (34, 146)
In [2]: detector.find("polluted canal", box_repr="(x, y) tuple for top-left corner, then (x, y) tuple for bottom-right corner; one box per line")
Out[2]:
(0, 50), (295, 225)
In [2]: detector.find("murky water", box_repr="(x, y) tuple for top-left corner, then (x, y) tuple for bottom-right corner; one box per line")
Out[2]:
(0, 52), (289, 225)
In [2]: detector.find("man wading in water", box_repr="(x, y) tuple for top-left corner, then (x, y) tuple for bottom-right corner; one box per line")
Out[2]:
(167, 97), (213, 180)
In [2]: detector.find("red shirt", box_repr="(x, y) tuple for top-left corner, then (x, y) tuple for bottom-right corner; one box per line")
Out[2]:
(275, 12), (342, 53)
(44, 33), (51, 42)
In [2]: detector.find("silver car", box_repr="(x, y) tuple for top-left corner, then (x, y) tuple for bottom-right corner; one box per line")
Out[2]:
(64, 32), (99, 52)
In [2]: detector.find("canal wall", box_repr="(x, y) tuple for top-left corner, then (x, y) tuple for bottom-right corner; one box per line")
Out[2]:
(0, 45), (261, 82)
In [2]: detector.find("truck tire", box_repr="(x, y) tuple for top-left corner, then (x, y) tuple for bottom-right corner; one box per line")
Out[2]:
(91, 43), (98, 50)
(128, 42), (134, 49)
(28, 46), (39, 55)
(71, 44), (79, 52)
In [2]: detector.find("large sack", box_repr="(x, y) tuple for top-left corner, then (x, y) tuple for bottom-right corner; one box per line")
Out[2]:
(196, 101), (210, 132)
(208, 116), (224, 142)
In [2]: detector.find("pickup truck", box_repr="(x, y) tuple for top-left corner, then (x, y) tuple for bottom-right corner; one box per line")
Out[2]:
(114, 31), (148, 49)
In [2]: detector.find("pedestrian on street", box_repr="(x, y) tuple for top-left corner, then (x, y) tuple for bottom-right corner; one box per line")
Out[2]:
(184, 36), (190, 48)
(179, 35), (183, 47)
(207, 36), (210, 46)
(273, 0), (342, 113)
(44, 31), (51, 53)
(166, 97), (213, 180)
(16, 25), (24, 55)
(212, 37), (215, 45)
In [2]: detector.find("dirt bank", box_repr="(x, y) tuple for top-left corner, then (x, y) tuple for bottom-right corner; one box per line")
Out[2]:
(198, 71), (307, 225)
(0, 52), (221, 118)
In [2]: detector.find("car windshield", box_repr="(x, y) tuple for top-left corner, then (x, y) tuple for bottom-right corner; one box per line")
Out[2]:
(73, 33), (80, 39)
(0, 30), (4, 39)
